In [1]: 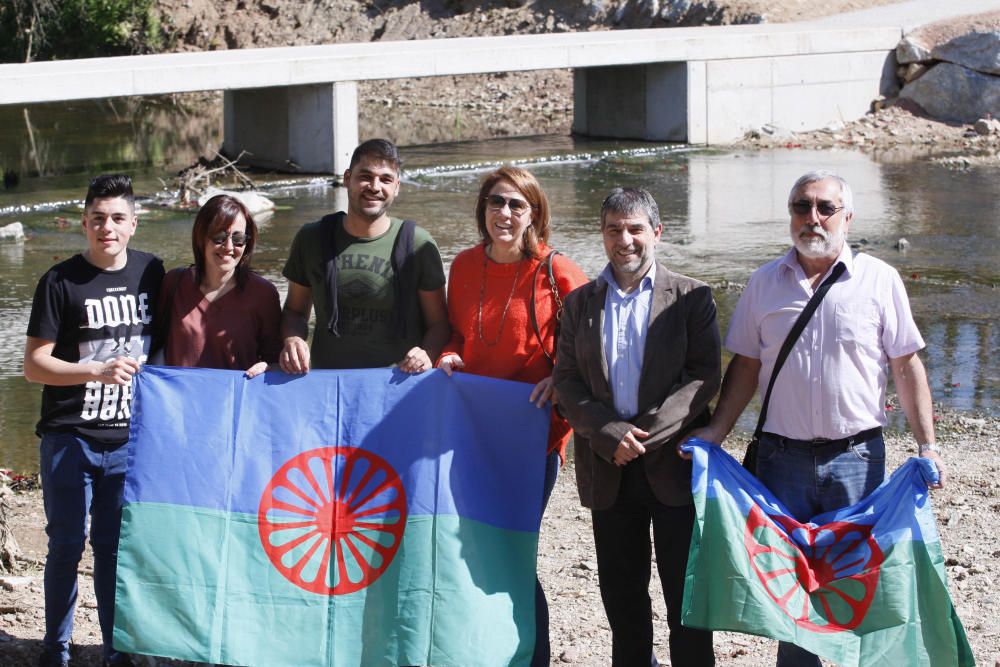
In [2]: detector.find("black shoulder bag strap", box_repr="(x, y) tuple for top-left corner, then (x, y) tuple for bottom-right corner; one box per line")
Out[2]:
(530, 250), (564, 363)
(744, 261), (846, 472)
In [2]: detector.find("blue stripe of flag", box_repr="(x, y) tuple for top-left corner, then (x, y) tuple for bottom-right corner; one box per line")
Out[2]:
(126, 366), (549, 533)
(683, 438), (942, 552)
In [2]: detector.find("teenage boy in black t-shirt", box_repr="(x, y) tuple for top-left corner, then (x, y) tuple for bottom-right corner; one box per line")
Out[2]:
(24, 174), (164, 667)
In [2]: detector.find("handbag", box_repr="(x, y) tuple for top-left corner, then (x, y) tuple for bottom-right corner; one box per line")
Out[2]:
(743, 262), (846, 474)
(529, 250), (564, 363)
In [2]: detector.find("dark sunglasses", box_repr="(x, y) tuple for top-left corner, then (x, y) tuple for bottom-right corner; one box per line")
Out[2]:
(485, 194), (531, 216)
(210, 231), (249, 247)
(790, 200), (844, 218)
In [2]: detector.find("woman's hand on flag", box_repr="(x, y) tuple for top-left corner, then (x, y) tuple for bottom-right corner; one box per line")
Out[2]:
(529, 375), (556, 408)
(436, 353), (465, 376)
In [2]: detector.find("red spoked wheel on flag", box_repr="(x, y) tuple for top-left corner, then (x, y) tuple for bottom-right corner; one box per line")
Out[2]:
(258, 446), (407, 596)
(744, 505), (884, 633)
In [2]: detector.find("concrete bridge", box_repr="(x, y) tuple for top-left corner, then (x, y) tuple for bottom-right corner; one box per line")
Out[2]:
(0, 20), (913, 174)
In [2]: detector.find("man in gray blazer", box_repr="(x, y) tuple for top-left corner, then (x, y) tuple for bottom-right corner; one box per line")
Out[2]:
(554, 187), (721, 667)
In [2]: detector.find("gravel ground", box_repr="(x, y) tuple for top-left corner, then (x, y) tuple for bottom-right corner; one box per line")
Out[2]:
(1, 406), (997, 666)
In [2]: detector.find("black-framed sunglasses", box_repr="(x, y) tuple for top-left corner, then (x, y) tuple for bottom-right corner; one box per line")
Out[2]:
(790, 200), (844, 218)
(485, 194), (532, 216)
(210, 231), (249, 247)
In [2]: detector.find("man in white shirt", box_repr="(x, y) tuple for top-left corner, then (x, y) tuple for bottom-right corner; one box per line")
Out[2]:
(691, 170), (946, 667)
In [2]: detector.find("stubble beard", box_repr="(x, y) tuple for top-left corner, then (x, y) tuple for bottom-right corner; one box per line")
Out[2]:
(612, 246), (651, 276)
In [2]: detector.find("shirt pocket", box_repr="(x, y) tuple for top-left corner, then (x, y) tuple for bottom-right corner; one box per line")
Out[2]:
(835, 300), (881, 350)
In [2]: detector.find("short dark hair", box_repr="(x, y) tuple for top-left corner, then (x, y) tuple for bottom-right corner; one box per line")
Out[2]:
(191, 194), (258, 289)
(348, 138), (402, 173)
(85, 174), (134, 209)
(600, 187), (660, 229)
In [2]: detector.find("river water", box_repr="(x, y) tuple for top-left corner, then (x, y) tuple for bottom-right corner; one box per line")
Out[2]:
(1, 98), (997, 471)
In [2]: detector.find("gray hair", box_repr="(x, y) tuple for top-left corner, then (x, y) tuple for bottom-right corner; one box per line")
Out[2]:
(600, 187), (661, 229)
(788, 170), (854, 215)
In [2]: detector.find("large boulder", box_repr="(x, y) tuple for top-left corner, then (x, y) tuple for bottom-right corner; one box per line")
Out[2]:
(932, 31), (1000, 76)
(896, 34), (934, 65)
(899, 62), (1000, 123)
(897, 10), (1000, 64)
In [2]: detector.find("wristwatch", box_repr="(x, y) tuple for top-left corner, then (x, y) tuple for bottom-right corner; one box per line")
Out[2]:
(918, 442), (941, 454)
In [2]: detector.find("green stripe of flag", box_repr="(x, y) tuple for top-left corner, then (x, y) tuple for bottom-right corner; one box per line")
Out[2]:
(114, 503), (537, 667)
(684, 493), (974, 667)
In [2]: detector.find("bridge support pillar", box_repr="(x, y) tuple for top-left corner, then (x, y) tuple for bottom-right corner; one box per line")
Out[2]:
(572, 62), (707, 144)
(223, 82), (358, 174)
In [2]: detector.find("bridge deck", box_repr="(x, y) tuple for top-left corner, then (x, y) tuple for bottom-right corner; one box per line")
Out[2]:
(0, 23), (901, 105)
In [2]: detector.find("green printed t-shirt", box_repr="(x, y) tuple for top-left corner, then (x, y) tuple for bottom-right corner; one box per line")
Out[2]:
(282, 216), (446, 369)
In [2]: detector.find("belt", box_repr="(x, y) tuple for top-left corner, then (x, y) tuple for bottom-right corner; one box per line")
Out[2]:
(762, 426), (883, 451)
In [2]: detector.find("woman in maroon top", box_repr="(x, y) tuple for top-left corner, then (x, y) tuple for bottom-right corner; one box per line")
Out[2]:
(158, 194), (281, 375)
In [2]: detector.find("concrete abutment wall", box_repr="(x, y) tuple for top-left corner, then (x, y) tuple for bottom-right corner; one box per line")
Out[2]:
(571, 51), (897, 146)
(224, 82), (358, 174)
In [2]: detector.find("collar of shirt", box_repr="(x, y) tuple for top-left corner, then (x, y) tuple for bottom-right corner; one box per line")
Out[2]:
(597, 260), (658, 295)
(599, 262), (657, 419)
(779, 243), (855, 288)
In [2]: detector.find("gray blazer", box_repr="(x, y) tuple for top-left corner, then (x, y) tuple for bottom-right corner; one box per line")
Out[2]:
(553, 262), (722, 510)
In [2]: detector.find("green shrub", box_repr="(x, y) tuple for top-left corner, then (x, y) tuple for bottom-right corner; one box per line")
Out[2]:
(0, 0), (165, 63)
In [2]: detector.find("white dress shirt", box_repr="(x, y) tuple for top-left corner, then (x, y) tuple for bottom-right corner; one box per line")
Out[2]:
(725, 244), (924, 440)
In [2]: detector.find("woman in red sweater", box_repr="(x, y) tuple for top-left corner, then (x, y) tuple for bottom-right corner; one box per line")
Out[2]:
(436, 166), (588, 666)
(157, 194), (281, 375)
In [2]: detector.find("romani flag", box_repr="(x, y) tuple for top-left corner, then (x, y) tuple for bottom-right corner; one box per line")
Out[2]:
(681, 439), (974, 667)
(113, 366), (549, 666)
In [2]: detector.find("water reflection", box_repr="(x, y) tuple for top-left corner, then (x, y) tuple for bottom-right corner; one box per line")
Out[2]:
(0, 97), (222, 184)
(0, 137), (997, 471)
(924, 320), (998, 413)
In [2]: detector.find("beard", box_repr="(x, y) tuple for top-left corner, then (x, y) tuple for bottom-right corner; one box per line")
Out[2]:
(794, 224), (845, 259)
(611, 246), (652, 275)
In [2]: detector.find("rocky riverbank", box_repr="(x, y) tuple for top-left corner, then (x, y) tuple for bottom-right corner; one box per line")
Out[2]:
(1, 406), (998, 666)
(739, 11), (1000, 163)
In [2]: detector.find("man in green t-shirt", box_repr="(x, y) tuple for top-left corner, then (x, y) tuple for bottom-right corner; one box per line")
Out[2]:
(279, 138), (449, 372)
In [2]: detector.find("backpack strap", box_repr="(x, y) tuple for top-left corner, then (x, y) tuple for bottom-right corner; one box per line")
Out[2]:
(390, 219), (417, 339)
(324, 215), (416, 339)
(321, 212), (346, 335)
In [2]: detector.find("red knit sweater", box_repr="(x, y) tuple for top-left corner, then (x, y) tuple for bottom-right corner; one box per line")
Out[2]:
(440, 243), (589, 459)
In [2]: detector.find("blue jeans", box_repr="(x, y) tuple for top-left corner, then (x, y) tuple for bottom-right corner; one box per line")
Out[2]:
(39, 432), (129, 664)
(757, 430), (886, 667)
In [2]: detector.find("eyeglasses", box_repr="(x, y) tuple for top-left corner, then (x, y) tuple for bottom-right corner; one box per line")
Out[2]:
(485, 194), (532, 216)
(790, 200), (844, 218)
(210, 231), (249, 247)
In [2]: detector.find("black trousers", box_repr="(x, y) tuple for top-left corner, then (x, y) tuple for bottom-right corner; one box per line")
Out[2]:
(591, 460), (715, 667)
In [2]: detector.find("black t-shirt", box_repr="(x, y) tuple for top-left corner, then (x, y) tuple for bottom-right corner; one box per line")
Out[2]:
(27, 250), (165, 444)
